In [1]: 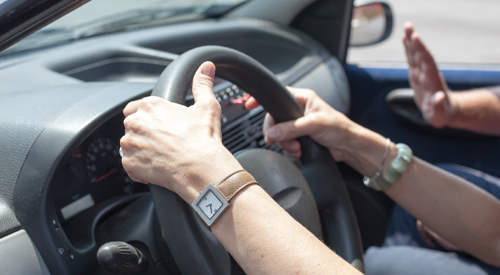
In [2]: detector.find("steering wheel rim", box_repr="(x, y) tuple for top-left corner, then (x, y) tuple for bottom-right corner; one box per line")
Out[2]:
(149, 45), (364, 274)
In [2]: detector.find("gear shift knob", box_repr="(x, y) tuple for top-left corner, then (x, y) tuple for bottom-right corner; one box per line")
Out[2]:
(97, 241), (147, 274)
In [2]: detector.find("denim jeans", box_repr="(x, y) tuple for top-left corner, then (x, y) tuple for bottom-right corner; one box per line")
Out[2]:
(364, 164), (500, 275)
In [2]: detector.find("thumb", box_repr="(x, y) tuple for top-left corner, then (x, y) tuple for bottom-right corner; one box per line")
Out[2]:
(426, 91), (447, 128)
(192, 62), (216, 105)
(265, 116), (314, 142)
(433, 90), (446, 106)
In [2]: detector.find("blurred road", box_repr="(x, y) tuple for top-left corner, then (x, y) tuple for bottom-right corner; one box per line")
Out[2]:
(348, 0), (500, 65)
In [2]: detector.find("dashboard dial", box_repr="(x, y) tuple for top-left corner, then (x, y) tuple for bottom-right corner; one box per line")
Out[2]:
(86, 138), (120, 183)
(54, 114), (149, 224)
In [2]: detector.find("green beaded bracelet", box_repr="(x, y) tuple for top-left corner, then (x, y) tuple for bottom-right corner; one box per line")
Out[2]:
(365, 143), (413, 191)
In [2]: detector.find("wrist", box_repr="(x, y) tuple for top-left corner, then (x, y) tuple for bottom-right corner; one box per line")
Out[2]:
(341, 126), (398, 177)
(175, 145), (244, 204)
(445, 91), (461, 128)
(210, 184), (267, 237)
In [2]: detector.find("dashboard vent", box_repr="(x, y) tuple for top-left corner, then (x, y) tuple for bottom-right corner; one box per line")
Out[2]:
(222, 108), (281, 154)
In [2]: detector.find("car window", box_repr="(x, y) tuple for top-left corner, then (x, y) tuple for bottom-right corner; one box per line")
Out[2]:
(348, 0), (500, 65)
(3, 0), (247, 55)
(50, 0), (245, 29)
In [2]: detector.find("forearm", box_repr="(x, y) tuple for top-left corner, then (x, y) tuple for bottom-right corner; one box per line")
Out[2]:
(211, 185), (361, 275)
(386, 157), (500, 266)
(342, 127), (500, 266)
(447, 86), (500, 135)
(176, 153), (361, 274)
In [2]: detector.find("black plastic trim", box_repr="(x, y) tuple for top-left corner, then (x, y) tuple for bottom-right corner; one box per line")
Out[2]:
(13, 83), (153, 275)
(291, 0), (354, 63)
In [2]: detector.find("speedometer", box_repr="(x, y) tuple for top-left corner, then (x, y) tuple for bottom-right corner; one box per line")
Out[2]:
(54, 114), (149, 225)
(86, 138), (120, 183)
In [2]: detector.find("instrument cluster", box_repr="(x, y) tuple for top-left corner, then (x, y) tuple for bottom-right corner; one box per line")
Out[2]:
(53, 114), (148, 224)
(53, 81), (251, 224)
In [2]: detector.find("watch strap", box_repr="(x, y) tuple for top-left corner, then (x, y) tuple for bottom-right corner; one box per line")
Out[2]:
(192, 170), (258, 229)
(214, 170), (258, 202)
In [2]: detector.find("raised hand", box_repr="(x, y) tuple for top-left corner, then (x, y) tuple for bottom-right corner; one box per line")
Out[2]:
(403, 22), (456, 128)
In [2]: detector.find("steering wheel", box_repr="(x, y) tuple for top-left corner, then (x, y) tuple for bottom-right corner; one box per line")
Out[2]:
(149, 46), (364, 274)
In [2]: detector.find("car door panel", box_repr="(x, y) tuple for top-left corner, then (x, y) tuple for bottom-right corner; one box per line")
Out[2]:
(0, 230), (50, 275)
(345, 64), (500, 178)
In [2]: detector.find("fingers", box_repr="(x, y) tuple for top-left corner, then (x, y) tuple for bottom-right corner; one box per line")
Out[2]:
(278, 140), (302, 159)
(120, 129), (148, 184)
(265, 115), (315, 144)
(123, 99), (141, 117)
(263, 114), (302, 158)
(404, 22), (414, 41)
(410, 31), (427, 59)
(260, 87), (319, 155)
(403, 22), (431, 72)
(403, 35), (413, 67)
(417, 220), (436, 247)
(403, 22), (415, 67)
(192, 61), (217, 107)
(125, 95), (176, 119)
(263, 113), (276, 146)
(410, 32), (436, 74)
(286, 86), (313, 107)
(245, 96), (260, 110)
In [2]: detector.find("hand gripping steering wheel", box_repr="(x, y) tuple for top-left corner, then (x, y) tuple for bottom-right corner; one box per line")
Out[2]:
(149, 46), (364, 274)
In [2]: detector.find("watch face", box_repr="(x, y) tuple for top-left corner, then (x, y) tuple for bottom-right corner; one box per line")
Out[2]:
(197, 189), (223, 219)
(191, 183), (229, 226)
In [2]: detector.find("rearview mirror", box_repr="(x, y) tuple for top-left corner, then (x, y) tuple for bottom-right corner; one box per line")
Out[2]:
(349, 2), (393, 47)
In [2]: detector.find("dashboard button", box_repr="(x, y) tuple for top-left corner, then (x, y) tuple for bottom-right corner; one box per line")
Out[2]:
(232, 98), (244, 105)
(55, 227), (71, 253)
(241, 94), (251, 102)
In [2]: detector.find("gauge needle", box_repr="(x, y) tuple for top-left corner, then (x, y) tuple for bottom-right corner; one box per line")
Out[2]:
(95, 170), (115, 183)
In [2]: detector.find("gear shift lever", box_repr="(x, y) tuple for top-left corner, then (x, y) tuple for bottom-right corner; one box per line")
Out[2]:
(97, 241), (148, 274)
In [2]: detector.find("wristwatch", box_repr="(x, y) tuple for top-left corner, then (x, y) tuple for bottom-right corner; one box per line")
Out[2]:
(191, 170), (258, 228)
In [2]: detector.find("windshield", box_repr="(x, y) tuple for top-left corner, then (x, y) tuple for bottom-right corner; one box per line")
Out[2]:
(4, 0), (248, 55)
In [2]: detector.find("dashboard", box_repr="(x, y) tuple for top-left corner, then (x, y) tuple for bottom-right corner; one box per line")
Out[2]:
(0, 18), (350, 274)
(52, 80), (267, 231)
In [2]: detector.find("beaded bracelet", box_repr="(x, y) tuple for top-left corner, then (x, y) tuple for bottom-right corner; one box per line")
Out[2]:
(364, 143), (413, 191)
